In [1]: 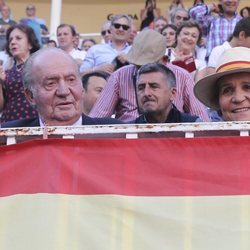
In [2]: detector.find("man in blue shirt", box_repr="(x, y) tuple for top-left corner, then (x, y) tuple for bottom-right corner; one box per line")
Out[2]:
(80, 14), (131, 75)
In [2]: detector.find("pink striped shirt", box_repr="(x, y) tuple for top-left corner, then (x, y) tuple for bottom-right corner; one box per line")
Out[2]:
(89, 64), (209, 121)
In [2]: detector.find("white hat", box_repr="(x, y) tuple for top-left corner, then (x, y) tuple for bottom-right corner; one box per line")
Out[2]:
(194, 47), (250, 110)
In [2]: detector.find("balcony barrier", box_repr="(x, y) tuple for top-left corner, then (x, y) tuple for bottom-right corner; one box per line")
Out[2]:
(1, 122), (250, 250)
(1, 121), (250, 145)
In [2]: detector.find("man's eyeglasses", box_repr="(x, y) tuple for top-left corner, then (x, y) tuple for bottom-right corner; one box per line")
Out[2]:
(26, 7), (35, 10)
(101, 30), (111, 36)
(113, 23), (130, 31)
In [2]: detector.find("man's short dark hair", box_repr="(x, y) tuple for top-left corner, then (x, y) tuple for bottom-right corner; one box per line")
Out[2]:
(137, 63), (176, 88)
(47, 39), (57, 47)
(161, 24), (177, 34)
(81, 71), (110, 91)
(57, 23), (77, 36)
(233, 17), (250, 37)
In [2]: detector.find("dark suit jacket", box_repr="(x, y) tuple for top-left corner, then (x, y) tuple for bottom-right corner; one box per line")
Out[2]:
(133, 106), (199, 124)
(1, 114), (123, 128)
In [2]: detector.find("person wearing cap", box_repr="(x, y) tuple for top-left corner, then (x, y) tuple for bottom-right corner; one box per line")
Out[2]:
(194, 47), (250, 121)
(134, 63), (200, 123)
(89, 29), (209, 122)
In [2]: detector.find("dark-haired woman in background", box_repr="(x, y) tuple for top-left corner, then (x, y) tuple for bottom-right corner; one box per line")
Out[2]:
(81, 38), (96, 52)
(0, 24), (40, 123)
(240, 6), (250, 18)
(161, 24), (177, 48)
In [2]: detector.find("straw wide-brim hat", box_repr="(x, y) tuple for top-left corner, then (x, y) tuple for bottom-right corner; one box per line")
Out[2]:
(126, 29), (166, 66)
(194, 47), (250, 110)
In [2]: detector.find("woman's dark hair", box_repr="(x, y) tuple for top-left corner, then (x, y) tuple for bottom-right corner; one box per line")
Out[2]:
(192, 0), (204, 6)
(176, 20), (202, 45)
(161, 24), (177, 34)
(240, 7), (250, 17)
(145, 0), (156, 8)
(161, 24), (178, 47)
(81, 38), (97, 46)
(6, 24), (40, 57)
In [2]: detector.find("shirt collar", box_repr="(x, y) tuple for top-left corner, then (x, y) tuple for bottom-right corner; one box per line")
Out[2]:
(109, 41), (130, 50)
(219, 12), (238, 19)
(39, 116), (82, 127)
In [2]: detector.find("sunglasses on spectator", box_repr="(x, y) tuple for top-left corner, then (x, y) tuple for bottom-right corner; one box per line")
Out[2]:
(26, 7), (35, 10)
(113, 23), (130, 31)
(101, 30), (111, 36)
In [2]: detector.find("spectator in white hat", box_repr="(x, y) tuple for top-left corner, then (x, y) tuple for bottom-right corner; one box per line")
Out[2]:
(194, 47), (250, 121)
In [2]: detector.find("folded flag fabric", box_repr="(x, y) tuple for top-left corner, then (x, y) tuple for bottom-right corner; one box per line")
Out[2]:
(0, 137), (250, 250)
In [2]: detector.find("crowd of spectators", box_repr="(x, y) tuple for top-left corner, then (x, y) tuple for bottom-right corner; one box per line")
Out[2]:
(0, 0), (250, 128)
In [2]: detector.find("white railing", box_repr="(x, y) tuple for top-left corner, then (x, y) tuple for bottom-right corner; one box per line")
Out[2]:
(1, 122), (250, 145)
(80, 32), (101, 38)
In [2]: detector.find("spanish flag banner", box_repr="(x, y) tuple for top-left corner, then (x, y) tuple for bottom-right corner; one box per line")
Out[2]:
(0, 137), (250, 250)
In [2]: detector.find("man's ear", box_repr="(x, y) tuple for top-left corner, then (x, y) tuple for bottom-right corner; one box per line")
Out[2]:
(238, 31), (246, 41)
(170, 87), (177, 102)
(82, 87), (86, 96)
(24, 88), (36, 106)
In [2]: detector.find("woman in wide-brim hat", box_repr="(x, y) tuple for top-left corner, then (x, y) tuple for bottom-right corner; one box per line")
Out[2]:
(194, 47), (250, 121)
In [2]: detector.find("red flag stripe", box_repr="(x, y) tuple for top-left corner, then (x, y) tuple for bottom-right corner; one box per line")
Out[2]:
(0, 137), (250, 197)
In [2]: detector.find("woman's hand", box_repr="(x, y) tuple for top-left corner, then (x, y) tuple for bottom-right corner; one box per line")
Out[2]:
(174, 50), (193, 62)
(146, 0), (153, 10)
(0, 64), (6, 84)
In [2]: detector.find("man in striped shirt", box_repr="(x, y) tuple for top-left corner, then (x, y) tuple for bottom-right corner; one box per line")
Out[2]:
(189, 0), (241, 57)
(89, 29), (209, 122)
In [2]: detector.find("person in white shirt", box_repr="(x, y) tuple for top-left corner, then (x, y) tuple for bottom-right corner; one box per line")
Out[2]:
(57, 24), (86, 66)
(207, 17), (250, 75)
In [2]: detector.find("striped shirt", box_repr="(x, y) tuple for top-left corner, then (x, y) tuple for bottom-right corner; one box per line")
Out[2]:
(89, 64), (209, 122)
(189, 4), (241, 56)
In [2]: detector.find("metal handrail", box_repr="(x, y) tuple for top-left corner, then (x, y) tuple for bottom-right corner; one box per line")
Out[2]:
(1, 121), (250, 145)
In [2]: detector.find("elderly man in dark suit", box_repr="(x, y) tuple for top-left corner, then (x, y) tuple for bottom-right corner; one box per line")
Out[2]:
(1, 48), (122, 128)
